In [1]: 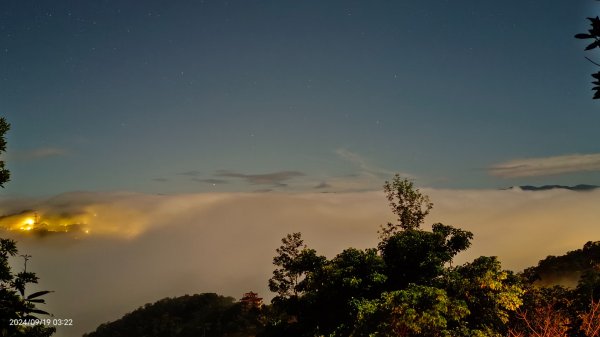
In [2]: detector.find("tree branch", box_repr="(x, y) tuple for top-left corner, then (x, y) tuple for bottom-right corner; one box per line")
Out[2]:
(585, 56), (600, 67)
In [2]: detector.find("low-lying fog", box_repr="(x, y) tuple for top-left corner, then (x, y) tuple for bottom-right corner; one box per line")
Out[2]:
(1, 187), (599, 337)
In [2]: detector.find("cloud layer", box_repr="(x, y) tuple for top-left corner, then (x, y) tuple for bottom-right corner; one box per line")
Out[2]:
(4, 147), (69, 161)
(335, 148), (407, 179)
(215, 170), (304, 186)
(1, 188), (599, 336)
(489, 153), (600, 178)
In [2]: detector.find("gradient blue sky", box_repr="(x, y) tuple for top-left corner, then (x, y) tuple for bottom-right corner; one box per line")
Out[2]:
(2, 0), (600, 196)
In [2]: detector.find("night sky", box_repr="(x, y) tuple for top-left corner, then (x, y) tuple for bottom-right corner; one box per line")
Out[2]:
(2, 2), (600, 336)
(2, 0), (599, 196)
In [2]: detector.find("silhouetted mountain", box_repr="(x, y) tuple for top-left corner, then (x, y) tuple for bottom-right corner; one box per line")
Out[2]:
(522, 241), (600, 287)
(82, 293), (262, 337)
(515, 184), (599, 191)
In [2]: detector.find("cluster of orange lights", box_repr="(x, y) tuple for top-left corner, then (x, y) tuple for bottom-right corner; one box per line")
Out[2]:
(7, 214), (91, 235)
(19, 218), (35, 231)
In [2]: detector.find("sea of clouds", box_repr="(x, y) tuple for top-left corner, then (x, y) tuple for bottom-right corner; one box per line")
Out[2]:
(1, 188), (599, 337)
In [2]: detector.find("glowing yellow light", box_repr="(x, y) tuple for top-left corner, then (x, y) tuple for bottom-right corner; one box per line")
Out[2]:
(20, 226), (32, 231)
(84, 229), (90, 234)
(23, 218), (35, 226)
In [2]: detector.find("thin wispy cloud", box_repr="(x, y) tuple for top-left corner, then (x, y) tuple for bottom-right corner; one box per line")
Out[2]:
(336, 149), (386, 178)
(215, 170), (304, 187)
(335, 148), (411, 179)
(325, 149), (413, 191)
(489, 153), (600, 178)
(177, 170), (202, 177)
(192, 178), (228, 185)
(5, 147), (69, 161)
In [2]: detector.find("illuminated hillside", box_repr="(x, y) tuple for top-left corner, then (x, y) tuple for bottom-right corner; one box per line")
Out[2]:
(0, 210), (90, 236)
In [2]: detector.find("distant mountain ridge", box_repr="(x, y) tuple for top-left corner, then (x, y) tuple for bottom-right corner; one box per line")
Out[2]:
(506, 184), (599, 191)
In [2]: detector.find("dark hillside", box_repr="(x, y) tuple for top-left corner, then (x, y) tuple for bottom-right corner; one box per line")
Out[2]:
(82, 293), (262, 337)
(522, 241), (600, 287)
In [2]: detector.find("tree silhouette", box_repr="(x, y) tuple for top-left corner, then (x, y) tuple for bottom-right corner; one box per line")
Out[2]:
(0, 117), (10, 187)
(575, 15), (600, 99)
(379, 174), (432, 239)
(0, 239), (55, 337)
(0, 117), (55, 336)
(268, 232), (325, 300)
(261, 176), (522, 337)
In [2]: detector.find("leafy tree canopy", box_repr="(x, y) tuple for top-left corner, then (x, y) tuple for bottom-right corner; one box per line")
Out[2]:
(379, 174), (432, 238)
(352, 285), (470, 337)
(262, 175), (520, 337)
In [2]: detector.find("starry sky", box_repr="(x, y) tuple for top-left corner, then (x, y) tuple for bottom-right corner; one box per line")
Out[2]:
(1, 0), (599, 196)
(0, 0), (600, 195)
(3, 2), (600, 336)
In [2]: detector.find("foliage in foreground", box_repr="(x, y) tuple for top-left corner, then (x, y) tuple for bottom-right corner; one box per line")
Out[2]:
(261, 175), (523, 337)
(0, 117), (9, 187)
(576, 9), (600, 99)
(260, 175), (600, 337)
(1, 117), (55, 336)
(0, 239), (55, 337)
